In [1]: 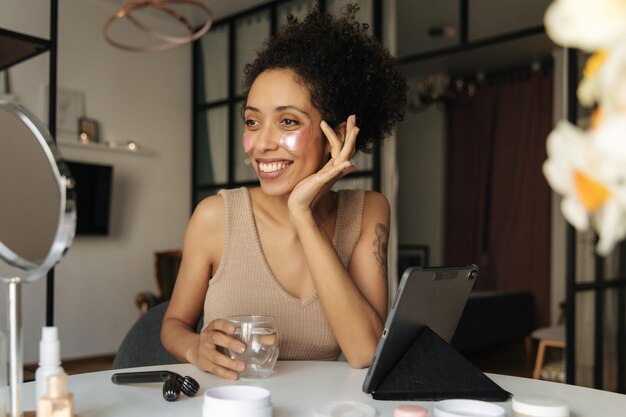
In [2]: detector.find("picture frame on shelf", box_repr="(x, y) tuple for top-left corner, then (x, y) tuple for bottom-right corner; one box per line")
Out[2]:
(0, 70), (6, 95)
(0, 70), (16, 102)
(78, 117), (99, 144)
(54, 88), (85, 135)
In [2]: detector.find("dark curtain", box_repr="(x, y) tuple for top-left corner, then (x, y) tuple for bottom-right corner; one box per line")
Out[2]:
(444, 67), (553, 326)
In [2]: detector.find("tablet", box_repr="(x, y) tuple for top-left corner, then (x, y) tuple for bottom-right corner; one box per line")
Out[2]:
(362, 265), (478, 394)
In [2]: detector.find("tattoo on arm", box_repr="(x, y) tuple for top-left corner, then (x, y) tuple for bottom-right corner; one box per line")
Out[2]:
(373, 223), (389, 277)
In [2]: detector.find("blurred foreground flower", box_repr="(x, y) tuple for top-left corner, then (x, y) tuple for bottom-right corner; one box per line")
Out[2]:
(543, 118), (626, 255)
(543, 0), (626, 255)
(544, 0), (626, 51)
(577, 46), (626, 112)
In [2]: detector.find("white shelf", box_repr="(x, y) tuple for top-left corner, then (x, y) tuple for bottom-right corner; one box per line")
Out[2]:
(57, 138), (148, 155)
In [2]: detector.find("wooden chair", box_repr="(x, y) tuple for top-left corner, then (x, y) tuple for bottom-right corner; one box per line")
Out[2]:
(531, 325), (565, 381)
(135, 250), (182, 315)
(530, 303), (565, 382)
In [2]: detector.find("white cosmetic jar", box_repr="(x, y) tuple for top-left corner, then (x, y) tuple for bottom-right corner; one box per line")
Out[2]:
(434, 399), (505, 417)
(203, 385), (272, 417)
(512, 395), (569, 417)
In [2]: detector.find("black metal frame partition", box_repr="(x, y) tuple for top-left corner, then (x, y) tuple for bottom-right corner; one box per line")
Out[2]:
(565, 221), (626, 391)
(47, 0), (59, 327)
(565, 49), (626, 391)
(191, 0), (382, 210)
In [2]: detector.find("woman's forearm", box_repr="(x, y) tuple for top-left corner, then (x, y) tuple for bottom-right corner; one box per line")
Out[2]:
(161, 317), (201, 365)
(290, 209), (384, 367)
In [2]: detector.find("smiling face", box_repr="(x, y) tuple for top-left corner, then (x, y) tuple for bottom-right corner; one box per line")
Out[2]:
(243, 68), (330, 196)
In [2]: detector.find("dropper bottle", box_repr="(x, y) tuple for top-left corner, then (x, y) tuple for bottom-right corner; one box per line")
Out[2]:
(35, 327), (65, 402)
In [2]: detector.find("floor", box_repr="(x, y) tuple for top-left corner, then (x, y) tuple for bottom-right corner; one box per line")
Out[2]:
(23, 339), (537, 380)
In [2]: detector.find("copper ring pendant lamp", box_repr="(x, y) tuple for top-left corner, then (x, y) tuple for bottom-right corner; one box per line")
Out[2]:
(103, 0), (213, 52)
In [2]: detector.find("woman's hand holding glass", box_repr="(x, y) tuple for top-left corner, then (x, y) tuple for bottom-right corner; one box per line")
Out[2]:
(194, 319), (247, 380)
(227, 315), (279, 378)
(288, 115), (358, 214)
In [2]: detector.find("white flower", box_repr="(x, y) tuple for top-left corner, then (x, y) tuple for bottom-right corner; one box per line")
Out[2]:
(577, 51), (607, 108)
(596, 45), (626, 114)
(589, 116), (626, 254)
(591, 116), (626, 204)
(544, 0), (626, 51)
(594, 199), (626, 255)
(543, 121), (597, 231)
(578, 45), (626, 112)
(544, 0), (626, 255)
(543, 117), (626, 255)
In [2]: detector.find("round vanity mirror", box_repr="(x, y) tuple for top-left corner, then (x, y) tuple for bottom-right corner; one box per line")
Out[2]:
(0, 100), (76, 283)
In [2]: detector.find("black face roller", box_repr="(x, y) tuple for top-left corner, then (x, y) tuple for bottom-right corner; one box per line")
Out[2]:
(163, 378), (181, 402)
(175, 374), (200, 397)
(111, 370), (200, 401)
(111, 370), (174, 385)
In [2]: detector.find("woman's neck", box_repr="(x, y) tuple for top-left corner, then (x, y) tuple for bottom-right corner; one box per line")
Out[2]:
(250, 187), (336, 226)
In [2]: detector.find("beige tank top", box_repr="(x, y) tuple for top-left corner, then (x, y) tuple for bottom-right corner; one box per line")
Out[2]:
(202, 187), (364, 361)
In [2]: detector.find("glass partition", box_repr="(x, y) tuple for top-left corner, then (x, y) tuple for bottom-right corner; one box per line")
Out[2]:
(235, 11), (271, 96)
(199, 24), (229, 103)
(278, 0), (317, 26)
(327, 0), (373, 28)
(195, 106), (228, 186)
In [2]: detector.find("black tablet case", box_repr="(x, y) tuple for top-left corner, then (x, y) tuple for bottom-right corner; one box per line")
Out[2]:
(371, 326), (511, 401)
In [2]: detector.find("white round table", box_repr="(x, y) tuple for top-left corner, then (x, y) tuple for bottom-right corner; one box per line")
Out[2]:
(20, 361), (626, 416)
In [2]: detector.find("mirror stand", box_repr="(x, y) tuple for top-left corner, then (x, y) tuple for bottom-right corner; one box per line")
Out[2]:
(6, 278), (24, 417)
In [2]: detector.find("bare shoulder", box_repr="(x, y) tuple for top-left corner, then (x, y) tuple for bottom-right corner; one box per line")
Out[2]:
(185, 194), (225, 256)
(190, 194), (225, 229)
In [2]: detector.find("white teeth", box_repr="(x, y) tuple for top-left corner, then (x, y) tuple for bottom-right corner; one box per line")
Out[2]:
(259, 161), (288, 173)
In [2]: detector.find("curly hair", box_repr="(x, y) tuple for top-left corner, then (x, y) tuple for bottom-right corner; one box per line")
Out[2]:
(243, 4), (407, 153)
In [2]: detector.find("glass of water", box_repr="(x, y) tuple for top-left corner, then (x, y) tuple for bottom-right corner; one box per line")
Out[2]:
(228, 315), (279, 378)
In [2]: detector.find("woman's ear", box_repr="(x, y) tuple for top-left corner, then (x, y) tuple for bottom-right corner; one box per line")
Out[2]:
(322, 120), (347, 158)
(326, 122), (346, 153)
(335, 121), (348, 144)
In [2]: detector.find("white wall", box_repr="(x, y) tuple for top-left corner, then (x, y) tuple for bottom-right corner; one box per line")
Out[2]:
(0, 0), (191, 363)
(396, 106), (446, 267)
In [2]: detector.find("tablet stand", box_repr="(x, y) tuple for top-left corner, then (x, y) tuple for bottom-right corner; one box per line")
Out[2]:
(372, 326), (511, 401)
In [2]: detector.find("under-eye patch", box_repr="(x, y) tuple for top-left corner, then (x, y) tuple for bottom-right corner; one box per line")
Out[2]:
(243, 131), (253, 153)
(242, 123), (314, 152)
(279, 129), (314, 151)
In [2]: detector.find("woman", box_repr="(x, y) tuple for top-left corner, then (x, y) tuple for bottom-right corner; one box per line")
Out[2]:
(161, 4), (406, 380)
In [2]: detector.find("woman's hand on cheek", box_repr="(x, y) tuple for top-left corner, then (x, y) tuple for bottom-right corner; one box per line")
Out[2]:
(193, 319), (247, 380)
(288, 115), (358, 215)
